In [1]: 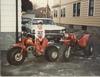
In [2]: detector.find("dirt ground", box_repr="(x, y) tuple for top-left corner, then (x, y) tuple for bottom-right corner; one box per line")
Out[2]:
(0, 26), (100, 76)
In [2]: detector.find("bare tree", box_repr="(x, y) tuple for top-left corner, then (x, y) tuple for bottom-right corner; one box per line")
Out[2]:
(33, 4), (38, 10)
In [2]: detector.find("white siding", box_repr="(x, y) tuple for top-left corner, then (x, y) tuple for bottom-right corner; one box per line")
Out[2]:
(18, 0), (22, 32)
(53, 0), (100, 27)
(53, 0), (60, 5)
(1, 0), (21, 32)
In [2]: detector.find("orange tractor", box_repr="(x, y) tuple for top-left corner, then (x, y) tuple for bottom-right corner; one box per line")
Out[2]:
(7, 33), (59, 65)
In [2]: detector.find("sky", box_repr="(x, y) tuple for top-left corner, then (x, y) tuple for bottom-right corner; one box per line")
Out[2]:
(30, 0), (53, 8)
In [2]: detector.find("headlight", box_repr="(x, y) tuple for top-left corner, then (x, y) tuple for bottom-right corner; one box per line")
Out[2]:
(21, 31), (27, 35)
(60, 29), (66, 33)
(62, 30), (65, 33)
(65, 33), (69, 37)
(60, 30), (63, 33)
(19, 37), (21, 41)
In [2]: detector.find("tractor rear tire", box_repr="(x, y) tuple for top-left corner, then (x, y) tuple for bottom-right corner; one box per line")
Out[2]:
(45, 46), (59, 62)
(83, 40), (94, 57)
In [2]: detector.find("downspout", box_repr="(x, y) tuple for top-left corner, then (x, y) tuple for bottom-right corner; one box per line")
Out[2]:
(16, 0), (18, 43)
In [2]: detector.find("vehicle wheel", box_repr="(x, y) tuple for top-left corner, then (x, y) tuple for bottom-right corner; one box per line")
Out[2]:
(45, 46), (59, 62)
(7, 47), (26, 65)
(83, 40), (94, 57)
(63, 46), (72, 62)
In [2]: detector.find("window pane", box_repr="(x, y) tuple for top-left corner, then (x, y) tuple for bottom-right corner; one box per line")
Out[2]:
(61, 8), (66, 17)
(73, 3), (76, 16)
(54, 10), (57, 17)
(61, 9), (62, 17)
(89, 0), (94, 16)
(63, 8), (66, 17)
(77, 3), (80, 16)
(56, 10), (57, 17)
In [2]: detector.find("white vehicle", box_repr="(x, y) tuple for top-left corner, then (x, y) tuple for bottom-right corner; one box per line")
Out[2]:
(32, 18), (65, 30)
(22, 18), (66, 43)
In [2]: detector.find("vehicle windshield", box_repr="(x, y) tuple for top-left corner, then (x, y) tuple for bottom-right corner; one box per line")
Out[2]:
(32, 19), (55, 25)
(22, 18), (31, 25)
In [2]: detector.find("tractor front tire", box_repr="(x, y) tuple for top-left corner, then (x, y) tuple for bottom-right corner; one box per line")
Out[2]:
(7, 47), (26, 65)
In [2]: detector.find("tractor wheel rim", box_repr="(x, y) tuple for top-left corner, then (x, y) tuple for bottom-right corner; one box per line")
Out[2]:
(65, 46), (71, 58)
(51, 52), (58, 59)
(15, 53), (23, 61)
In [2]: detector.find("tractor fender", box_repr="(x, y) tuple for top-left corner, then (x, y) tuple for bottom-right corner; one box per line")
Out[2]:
(11, 44), (27, 57)
(12, 43), (26, 49)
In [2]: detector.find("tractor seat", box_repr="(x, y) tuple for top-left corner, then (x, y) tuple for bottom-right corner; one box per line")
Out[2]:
(27, 34), (35, 40)
(74, 30), (88, 39)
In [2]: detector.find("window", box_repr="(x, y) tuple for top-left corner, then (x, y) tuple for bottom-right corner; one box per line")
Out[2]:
(88, 0), (94, 16)
(73, 3), (76, 16)
(61, 8), (66, 17)
(61, 9), (63, 17)
(73, 2), (80, 16)
(77, 3), (80, 16)
(63, 8), (66, 17)
(54, 10), (58, 17)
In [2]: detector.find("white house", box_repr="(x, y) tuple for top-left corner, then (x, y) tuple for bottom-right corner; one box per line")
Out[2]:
(1, 0), (21, 32)
(0, 0), (21, 50)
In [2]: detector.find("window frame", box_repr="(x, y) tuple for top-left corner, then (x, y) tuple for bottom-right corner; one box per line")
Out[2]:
(73, 3), (77, 17)
(61, 8), (66, 17)
(77, 2), (80, 16)
(73, 2), (81, 17)
(54, 10), (58, 17)
(88, 0), (94, 16)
